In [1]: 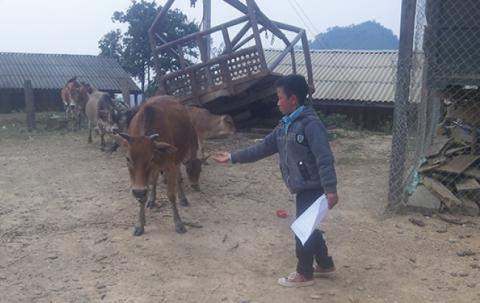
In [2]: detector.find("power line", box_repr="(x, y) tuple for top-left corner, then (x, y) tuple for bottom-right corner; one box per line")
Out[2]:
(286, 0), (316, 37)
(291, 0), (320, 36)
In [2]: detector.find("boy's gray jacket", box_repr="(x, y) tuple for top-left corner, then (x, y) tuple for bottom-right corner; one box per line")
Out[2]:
(231, 106), (337, 194)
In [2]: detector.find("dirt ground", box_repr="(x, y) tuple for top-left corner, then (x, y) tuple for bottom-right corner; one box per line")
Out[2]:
(1, 113), (480, 303)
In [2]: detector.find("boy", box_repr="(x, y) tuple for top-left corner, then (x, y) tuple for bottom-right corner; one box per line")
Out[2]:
(213, 74), (338, 287)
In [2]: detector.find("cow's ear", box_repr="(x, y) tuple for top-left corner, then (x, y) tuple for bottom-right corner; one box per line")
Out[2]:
(153, 141), (177, 155)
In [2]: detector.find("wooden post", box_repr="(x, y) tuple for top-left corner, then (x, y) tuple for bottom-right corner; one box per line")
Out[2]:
(290, 49), (297, 74)
(388, 0), (417, 209)
(246, 0), (267, 71)
(24, 80), (35, 131)
(222, 26), (232, 54)
(120, 79), (130, 106)
(203, 0), (211, 59)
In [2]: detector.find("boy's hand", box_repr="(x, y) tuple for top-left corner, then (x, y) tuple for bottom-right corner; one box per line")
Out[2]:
(212, 151), (231, 163)
(327, 193), (338, 210)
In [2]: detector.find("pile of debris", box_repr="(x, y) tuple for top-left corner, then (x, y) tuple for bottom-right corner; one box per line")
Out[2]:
(409, 92), (480, 215)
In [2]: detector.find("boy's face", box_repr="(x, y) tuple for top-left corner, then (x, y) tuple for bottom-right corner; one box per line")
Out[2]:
(276, 87), (298, 115)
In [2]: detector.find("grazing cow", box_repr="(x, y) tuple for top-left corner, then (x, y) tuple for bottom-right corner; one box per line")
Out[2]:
(185, 106), (236, 158)
(85, 88), (119, 150)
(118, 96), (202, 236)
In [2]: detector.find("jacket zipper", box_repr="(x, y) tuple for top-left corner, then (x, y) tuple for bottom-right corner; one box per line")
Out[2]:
(284, 127), (291, 190)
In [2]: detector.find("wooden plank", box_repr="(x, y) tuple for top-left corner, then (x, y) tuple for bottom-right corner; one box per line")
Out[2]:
(423, 176), (462, 208)
(444, 145), (470, 157)
(153, 16), (249, 53)
(434, 155), (480, 174)
(418, 156), (447, 173)
(222, 26), (232, 54)
(464, 167), (480, 179)
(301, 32), (314, 95)
(407, 185), (441, 209)
(246, 0), (267, 71)
(268, 30), (304, 71)
(230, 21), (251, 49)
(424, 135), (451, 157)
(455, 178), (480, 191)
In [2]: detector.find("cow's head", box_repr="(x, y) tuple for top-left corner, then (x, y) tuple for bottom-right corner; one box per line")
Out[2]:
(119, 133), (177, 202)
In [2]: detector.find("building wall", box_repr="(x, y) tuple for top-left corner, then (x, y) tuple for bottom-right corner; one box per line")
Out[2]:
(0, 89), (64, 113)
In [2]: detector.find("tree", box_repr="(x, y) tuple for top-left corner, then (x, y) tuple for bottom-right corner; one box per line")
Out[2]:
(310, 21), (398, 50)
(99, 29), (123, 61)
(99, 0), (199, 93)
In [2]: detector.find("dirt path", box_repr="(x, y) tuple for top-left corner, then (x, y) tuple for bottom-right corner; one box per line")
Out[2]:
(1, 122), (480, 302)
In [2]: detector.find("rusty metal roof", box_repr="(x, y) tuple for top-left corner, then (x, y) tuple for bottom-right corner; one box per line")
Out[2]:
(0, 52), (141, 92)
(264, 49), (398, 103)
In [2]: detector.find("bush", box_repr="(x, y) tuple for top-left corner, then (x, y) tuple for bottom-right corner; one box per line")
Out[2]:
(317, 112), (355, 130)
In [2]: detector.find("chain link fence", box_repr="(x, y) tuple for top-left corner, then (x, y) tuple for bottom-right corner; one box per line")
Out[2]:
(388, 0), (480, 215)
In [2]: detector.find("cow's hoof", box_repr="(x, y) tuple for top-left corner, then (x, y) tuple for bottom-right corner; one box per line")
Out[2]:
(146, 200), (157, 209)
(191, 184), (200, 192)
(175, 223), (187, 234)
(180, 198), (189, 207)
(133, 226), (144, 236)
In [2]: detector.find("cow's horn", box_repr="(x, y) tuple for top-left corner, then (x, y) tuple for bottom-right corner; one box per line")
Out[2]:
(148, 134), (160, 140)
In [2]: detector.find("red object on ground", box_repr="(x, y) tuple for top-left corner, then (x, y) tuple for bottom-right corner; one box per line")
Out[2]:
(276, 209), (288, 218)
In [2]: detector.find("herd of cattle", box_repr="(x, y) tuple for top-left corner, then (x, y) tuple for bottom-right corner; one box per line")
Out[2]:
(61, 77), (236, 236)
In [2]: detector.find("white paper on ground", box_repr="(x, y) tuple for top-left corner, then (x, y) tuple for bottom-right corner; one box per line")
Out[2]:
(290, 194), (329, 245)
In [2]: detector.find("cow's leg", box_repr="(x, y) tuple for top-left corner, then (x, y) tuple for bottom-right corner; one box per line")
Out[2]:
(64, 105), (69, 121)
(166, 165), (186, 234)
(88, 123), (93, 143)
(146, 170), (160, 209)
(100, 131), (106, 151)
(109, 142), (120, 153)
(198, 138), (205, 159)
(176, 165), (189, 207)
(133, 201), (146, 236)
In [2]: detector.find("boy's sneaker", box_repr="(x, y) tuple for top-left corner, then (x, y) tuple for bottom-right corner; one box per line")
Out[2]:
(313, 264), (336, 276)
(277, 272), (314, 287)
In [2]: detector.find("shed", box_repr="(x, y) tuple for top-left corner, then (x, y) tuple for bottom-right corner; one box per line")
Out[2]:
(0, 52), (141, 113)
(264, 49), (398, 129)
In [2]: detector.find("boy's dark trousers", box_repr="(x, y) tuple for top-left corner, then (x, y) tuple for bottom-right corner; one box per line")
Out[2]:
(295, 188), (334, 278)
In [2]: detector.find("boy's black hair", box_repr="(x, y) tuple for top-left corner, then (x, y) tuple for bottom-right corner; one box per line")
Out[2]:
(275, 74), (309, 105)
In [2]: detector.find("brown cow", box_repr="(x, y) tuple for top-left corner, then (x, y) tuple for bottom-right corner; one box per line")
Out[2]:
(61, 77), (82, 129)
(85, 88), (119, 150)
(118, 96), (202, 236)
(185, 106), (236, 158)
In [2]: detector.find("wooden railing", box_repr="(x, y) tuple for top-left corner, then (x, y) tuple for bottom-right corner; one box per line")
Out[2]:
(148, 0), (315, 104)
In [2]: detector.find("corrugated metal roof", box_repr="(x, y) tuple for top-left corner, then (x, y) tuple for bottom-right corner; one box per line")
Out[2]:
(0, 52), (141, 92)
(264, 49), (398, 103)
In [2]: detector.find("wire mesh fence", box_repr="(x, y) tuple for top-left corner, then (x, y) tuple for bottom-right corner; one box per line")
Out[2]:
(389, 0), (480, 215)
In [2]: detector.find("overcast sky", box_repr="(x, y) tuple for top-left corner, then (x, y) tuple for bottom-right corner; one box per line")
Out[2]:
(0, 0), (402, 55)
